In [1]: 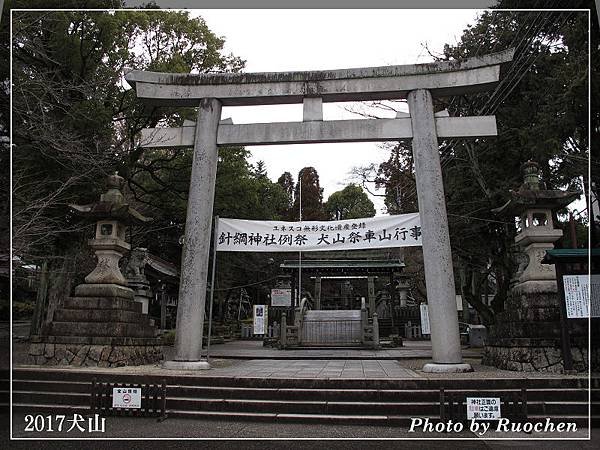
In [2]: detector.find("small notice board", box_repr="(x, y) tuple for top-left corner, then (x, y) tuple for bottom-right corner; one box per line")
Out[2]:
(467, 397), (501, 420)
(563, 275), (590, 318)
(420, 304), (430, 335)
(271, 288), (291, 307)
(112, 387), (141, 409)
(253, 304), (267, 334)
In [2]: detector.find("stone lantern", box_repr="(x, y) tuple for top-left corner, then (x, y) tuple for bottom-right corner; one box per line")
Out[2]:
(71, 172), (151, 296)
(28, 173), (163, 367)
(483, 161), (582, 373)
(492, 161), (579, 293)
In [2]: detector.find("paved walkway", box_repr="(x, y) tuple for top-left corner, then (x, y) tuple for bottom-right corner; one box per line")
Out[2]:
(177, 339), (484, 360)
(201, 358), (418, 378)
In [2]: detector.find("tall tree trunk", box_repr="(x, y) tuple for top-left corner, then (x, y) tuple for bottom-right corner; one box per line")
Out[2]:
(30, 260), (48, 337)
(43, 257), (75, 331)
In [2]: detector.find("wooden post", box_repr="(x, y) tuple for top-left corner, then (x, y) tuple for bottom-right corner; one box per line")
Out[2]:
(555, 263), (574, 372)
(160, 286), (167, 330)
(372, 313), (380, 349)
(280, 313), (287, 348)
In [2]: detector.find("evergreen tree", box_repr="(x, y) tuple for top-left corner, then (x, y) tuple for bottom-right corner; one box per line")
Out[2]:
(325, 184), (376, 220)
(292, 167), (327, 221)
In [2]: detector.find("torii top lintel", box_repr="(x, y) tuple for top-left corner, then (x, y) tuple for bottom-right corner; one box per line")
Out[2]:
(125, 49), (514, 107)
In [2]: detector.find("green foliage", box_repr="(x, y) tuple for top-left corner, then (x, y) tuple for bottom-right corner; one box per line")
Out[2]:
(11, 9), (246, 265)
(161, 329), (176, 346)
(325, 184), (376, 220)
(12, 301), (35, 319)
(276, 171), (295, 220)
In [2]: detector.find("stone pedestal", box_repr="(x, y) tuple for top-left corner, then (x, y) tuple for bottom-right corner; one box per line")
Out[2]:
(29, 285), (162, 367)
(128, 277), (152, 315)
(482, 285), (588, 373)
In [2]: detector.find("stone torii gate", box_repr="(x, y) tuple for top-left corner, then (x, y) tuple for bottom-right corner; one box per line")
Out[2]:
(125, 49), (514, 372)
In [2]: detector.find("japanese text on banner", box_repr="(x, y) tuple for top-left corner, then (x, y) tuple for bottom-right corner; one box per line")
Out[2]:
(216, 213), (422, 252)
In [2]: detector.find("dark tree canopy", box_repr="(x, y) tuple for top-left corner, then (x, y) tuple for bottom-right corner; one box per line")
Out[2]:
(292, 167), (327, 221)
(353, 6), (593, 324)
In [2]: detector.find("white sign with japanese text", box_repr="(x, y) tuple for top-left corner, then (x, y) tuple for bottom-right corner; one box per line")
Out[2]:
(467, 397), (501, 420)
(112, 387), (141, 409)
(271, 288), (292, 307)
(216, 214), (422, 252)
(563, 275), (589, 318)
(591, 274), (600, 318)
(253, 305), (267, 334)
(420, 304), (430, 335)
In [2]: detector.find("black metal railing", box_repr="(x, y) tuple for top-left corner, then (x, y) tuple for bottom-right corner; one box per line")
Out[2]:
(440, 388), (528, 423)
(91, 378), (167, 421)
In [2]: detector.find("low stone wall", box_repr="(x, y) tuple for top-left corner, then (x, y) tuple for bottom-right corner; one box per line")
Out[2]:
(28, 343), (163, 367)
(483, 344), (588, 373)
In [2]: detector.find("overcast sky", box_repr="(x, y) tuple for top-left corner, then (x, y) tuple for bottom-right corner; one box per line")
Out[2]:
(191, 9), (482, 215)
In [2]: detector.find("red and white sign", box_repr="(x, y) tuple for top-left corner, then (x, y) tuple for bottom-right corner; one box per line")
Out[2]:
(112, 387), (141, 409)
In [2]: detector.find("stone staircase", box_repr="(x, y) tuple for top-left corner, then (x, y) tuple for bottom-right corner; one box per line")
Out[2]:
(8, 368), (594, 427)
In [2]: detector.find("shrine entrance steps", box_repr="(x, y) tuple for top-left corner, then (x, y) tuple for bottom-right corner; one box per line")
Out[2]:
(8, 367), (595, 427)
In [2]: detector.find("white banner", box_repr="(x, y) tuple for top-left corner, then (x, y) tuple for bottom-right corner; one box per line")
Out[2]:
(216, 213), (422, 252)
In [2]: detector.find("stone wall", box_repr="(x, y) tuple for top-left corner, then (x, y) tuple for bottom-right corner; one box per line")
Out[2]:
(483, 289), (590, 373)
(482, 339), (588, 373)
(28, 342), (163, 367)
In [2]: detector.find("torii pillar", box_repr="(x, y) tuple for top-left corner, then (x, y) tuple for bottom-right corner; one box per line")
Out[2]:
(162, 99), (222, 370)
(408, 90), (470, 372)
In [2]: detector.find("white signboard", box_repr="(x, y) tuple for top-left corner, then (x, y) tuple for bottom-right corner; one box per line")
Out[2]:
(467, 397), (501, 420)
(455, 294), (463, 311)
(112, 387), (141, 409)
(563, 275), (589, 318)
(271, 288), (292, 307)
(253, 304), (267, 334)
(420, 304), (430, 335)
(216, 214), (422, 252)
(591, 275), (600, 318)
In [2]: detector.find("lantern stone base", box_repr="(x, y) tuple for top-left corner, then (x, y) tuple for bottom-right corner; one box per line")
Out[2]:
(422, 362), (473, 373)
(162, 360), (211, 370)
(27, 339), (163, 367)
(29, 283), (163, 367)
(483, 290), (589, 373)
(482, 338), (588, 373)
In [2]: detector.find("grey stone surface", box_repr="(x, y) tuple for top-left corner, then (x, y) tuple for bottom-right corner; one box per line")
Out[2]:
(27, 343), (162, 367)
(303, 97), (323, 121)
(74, 283), (134, 299)
(408, 88), (463, 366)
(125, 49), (514, 106)
(172, 97), (222, 362)
(163, 359), (211, 370)
(140, 116), (497, 148)
(422, 362), (473, 373)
